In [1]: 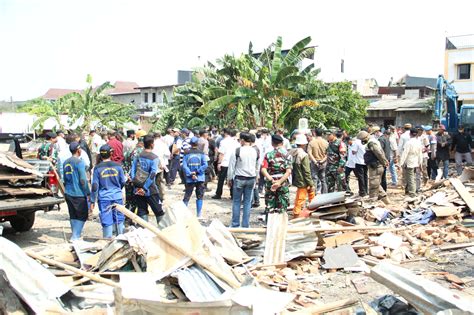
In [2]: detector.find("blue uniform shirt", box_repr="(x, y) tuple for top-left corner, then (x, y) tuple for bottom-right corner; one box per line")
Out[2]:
(182, 148), (208, 183)
(63, 156), (90, 197)
(131, 151), (160, 196)
(91, 161), (126, 203)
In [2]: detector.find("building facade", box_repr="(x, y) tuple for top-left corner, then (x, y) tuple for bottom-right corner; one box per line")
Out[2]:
(445, 35), (474, 105)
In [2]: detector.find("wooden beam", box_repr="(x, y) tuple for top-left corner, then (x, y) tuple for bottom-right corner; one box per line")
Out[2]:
(25, 250), (120, 288)
(285, 298), (358, 314)
(114, 204), (241, 289)
(450, 178), (474, 213)
(229, 225), (404, 234)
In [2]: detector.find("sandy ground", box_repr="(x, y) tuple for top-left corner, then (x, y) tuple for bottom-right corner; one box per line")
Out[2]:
(1, 175), (473, 306)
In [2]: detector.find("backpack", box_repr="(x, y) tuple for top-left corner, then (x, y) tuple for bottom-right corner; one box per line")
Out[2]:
(132, 159), (150, 188)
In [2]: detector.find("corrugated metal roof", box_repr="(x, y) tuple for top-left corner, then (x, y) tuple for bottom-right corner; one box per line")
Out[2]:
(0, 152), (43, 177)
(173, 265), (225, 302)
(368, 98), (432, 111)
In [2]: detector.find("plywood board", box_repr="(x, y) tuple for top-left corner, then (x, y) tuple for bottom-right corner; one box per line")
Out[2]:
(450, 178), (474, 213)
(323, 232), (365, 248)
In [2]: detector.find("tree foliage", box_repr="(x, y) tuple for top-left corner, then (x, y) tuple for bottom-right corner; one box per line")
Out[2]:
(25, 75), (136, 131)
(157, 36), (368, 133)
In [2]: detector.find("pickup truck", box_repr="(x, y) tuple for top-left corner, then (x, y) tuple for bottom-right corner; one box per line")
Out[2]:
(0, 135), (64, 232)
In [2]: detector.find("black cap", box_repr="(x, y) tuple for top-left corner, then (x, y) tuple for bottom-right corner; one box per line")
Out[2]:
(409, 128), (418, 135)
(99, 144), (113, 158)
(126, 130), (135, 137)
(56, 130), (64, 135)
(69, 141), (80, 153)
(45, 132), (57, 140)
(271, 134), (284, 144)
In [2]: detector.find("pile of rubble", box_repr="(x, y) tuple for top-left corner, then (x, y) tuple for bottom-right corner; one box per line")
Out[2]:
(1, 171), (474, 314)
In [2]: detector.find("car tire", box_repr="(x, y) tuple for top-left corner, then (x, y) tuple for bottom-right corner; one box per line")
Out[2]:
(10, 212), (36, 232)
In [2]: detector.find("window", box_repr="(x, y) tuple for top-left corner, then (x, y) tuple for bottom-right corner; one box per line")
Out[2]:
(144, 92), (148, 103)
(457, 64), (471, 80)
(152, 92), (156, 103)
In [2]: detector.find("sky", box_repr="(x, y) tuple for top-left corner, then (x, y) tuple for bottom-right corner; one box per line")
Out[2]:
(0, 0), (473, 101)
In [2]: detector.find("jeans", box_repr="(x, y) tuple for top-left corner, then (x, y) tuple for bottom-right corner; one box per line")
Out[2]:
(311, 161), (327, 194)
(438, 159), (449, 179)
(354, 164), (367, 196)
(455, 152), (472, 175)
(169, 156), (180, 183)
(231, 177), (256, 227)
(389, 159), (398, 185)
(214, 166), (228, 197)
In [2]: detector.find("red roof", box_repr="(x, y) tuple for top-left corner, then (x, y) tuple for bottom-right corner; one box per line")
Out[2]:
(107, 81), (140, 95)
(42, 88), (81, 100)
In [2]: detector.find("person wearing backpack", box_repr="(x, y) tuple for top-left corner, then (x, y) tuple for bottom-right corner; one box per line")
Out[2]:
(290, 134), (315, 217)
(131, 135), (164, 224)
(227, 132), (259, 227)
(358, 130), (390, 204)
(182, 137), (208, 218)
(90, 144), (127, 238)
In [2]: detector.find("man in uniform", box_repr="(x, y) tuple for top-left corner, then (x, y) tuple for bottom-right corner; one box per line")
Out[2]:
(358, 130), (390, 203)
(326, 130), (347, 192)
(38, 131), (59, 165)
(261, 134), (292, 219)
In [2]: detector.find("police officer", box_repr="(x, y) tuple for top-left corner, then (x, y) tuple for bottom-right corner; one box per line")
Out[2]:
(357, 130), (390, 203)
(90, 144), (127, 238)
(326, 130), (347, 192)
(261, 134), (293, 218)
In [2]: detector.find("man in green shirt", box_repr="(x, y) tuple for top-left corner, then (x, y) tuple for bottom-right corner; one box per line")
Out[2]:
(290, 134), (314, 217)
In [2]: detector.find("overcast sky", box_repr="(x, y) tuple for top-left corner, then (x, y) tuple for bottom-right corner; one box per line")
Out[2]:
(0, 0), (473, 101)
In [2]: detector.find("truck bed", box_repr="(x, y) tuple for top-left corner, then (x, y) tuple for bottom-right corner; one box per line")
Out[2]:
(0, 196), (63, 212)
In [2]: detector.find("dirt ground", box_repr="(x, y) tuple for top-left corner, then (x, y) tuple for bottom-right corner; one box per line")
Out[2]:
(1, 175), (473, 307)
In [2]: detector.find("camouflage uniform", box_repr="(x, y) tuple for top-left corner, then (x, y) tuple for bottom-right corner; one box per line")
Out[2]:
(326, 139), (347, 192)
(37, 142), (58, 166)
(262, 148), (292, 213)
(366, 139), (388, 200)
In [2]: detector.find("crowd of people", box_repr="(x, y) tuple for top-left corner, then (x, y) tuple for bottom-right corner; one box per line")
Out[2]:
(35, 122), (473, 240)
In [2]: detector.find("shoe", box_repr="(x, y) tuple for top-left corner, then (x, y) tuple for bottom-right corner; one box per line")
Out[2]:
(211, 195), (221, 200)
(251, 203), (260, 208)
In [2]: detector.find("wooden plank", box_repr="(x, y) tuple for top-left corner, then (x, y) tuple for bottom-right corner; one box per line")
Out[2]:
(438, 242), (474, 251)
(0, 174), (37, 180)
(285, 298), (358, 315)
(449, 178), (474, 213)
(323, 232), (365, 248)
(114, 204), (241, 289)
(228, 225), (404, 234)
(50, 161), (65, 195)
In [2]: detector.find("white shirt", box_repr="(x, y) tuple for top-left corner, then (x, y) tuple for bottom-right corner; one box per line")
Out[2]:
(283, 137), (292, 151)
(398, 130), (410, 156)
(163, 134), (174, 147)
(91, 133), (103, 154)
(389, 133), (398, 158)
(153, 138), (171, 170)
(399, 137), (423, 168)
(352, 139), (366, 165)
(346, 143), (357, 168)
(219, 136), (240, 167)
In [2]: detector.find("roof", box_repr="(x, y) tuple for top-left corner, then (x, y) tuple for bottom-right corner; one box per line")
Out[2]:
(446, 34), (474, 50)
(135, 84), (182, 90)
(394, 75), (437, 89)
(106, 81), (140, 95)
(42, 88), (81, 100)
(368, 98), (433, 111)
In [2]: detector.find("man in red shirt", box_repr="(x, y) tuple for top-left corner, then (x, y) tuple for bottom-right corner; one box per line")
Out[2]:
(107, 130), (124, 163)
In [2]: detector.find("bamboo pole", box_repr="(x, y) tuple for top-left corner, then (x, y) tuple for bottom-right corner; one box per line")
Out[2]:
(113, 204), (241, 289)
(26, 250), (120, 288)
(229, 225), (406, 234)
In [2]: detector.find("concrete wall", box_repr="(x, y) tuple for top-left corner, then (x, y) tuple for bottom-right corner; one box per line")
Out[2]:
(111, 93), (141, 105)
(445, 48), (474, 102)
(395, 111), (432, 127)
(139, 86), (175, 108)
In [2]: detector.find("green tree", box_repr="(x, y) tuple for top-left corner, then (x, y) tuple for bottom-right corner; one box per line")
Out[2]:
(66, 75), (136, 130)
(24, 97), (68, 130)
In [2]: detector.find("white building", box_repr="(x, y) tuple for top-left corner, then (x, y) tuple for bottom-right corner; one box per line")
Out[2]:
(445, 34), (474, 105)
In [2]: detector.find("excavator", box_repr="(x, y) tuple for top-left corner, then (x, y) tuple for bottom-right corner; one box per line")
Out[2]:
(434, 75), (474, 181)
(433, 74), (474, 133)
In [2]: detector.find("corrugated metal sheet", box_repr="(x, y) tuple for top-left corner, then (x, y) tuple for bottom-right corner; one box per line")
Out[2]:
(0, 152), (43, 177)
(0, 237), (70, 313)
(173, 265), (225, 302)
(308, 191), (345, 209)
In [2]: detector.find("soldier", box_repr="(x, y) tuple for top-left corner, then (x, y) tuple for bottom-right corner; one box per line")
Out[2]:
(326, 130), (347, 193)
(261, 134), (292, 218)
(357, 131), (390, 203)
(38, 132), (59, 165)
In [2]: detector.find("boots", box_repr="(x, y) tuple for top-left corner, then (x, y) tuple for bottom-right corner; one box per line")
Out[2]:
(70, 219), (85, 241)
(196, 199), (203, 218)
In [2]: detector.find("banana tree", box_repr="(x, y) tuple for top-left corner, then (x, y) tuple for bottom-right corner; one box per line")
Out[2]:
(24, 97), (68, 130)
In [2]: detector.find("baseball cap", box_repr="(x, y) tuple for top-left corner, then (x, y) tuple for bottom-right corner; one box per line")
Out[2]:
(422, 125), (432, 131)
(69, 141), (80, 153)
(190, 136), (199, 145)
(100, 144), (113, 156)
(404, 123), (412, 129)
(45, 132), (57, 140)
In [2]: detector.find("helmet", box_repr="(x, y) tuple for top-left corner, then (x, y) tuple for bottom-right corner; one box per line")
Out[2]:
(357, 131), (369, 141)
